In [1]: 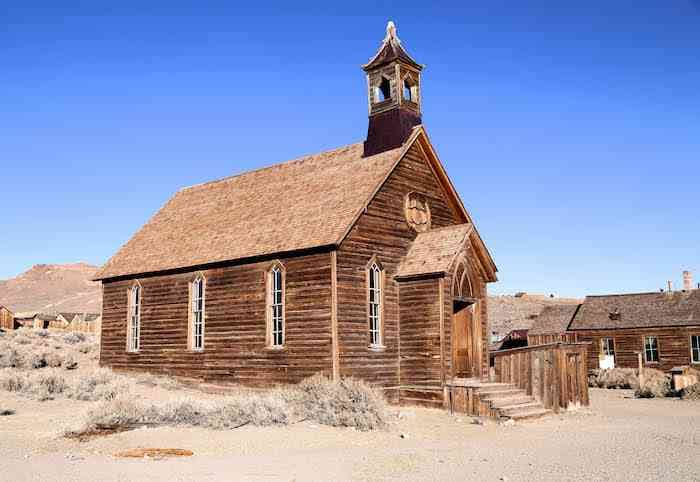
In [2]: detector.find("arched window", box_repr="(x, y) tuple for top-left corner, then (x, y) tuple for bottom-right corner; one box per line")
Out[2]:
(267, 263), (285, 347)
(375, 77), (391, 102)
(190, 276), (205, 350)
(367, 260), (383, 346)
(127, 284), (141, 352)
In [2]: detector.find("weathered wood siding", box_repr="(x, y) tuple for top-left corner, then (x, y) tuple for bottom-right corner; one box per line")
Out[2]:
(336, 143), (462, 399)
(398, 277), (443, 406)
(528, 332), (578, 346)
(493, 343), (589, 411)
(100, 252), (333, 385)
(0, 307), (14, 330)
(574, 326), (700, 372)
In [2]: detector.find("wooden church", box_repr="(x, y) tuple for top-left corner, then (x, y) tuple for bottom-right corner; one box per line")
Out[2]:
(95, 22), (498, 407)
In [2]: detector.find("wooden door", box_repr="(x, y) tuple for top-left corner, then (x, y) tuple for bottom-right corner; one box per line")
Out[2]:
(453, 305), (472, 378)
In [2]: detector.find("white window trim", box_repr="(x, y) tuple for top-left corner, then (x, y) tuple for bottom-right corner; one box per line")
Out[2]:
(189, 275), (206, 351)
(690, 335), (700, 364)
(644, 336), (659, 363)
(367, 257), (384, 348)
(266, 262), (285, 348)
(601, 337), (615, 357)
(126, 283), (141, 353)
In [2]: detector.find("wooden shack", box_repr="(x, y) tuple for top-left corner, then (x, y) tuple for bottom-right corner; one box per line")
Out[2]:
(94, 22), (500, 408)
(527, 304), (581, 346)
(0, 305), (14, 330)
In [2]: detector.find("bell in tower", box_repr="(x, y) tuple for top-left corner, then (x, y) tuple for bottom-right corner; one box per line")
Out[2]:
(362, 21), (424, 157)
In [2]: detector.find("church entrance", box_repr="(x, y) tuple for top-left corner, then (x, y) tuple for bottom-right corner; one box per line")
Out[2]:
(452, 300), (479, 378)
(451, 258), (482, 380)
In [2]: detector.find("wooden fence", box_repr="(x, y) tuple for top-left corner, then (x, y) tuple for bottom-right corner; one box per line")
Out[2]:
(491, 342), (590, 412)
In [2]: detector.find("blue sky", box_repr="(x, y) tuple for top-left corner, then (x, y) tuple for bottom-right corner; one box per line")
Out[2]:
(1, 1), (698, 297)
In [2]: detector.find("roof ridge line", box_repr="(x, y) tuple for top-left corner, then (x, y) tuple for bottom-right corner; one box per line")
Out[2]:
(586, 291), (673, 298)
(180, 141), (366, 193)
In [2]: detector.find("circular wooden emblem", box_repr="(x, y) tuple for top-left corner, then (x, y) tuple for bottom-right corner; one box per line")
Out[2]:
(404, 192), (431, 232)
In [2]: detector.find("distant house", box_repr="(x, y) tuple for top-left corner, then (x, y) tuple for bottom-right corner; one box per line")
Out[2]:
(527, 304), (581, 346)
(53, 312), (102, 334)
(0, 305), (14, 330)
(528, 286), (700, 372)
(13, 313), (57, 330)
(570, 290), (700, 372)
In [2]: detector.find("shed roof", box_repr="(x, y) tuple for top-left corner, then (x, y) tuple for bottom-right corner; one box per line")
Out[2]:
(570, 290), (700, 330)
(95, 143), (403, 280)
(528, 304), (581, 335)
(395, 224), (472, 278)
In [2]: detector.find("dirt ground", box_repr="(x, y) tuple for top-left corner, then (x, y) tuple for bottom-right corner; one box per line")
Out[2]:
(1, 388), (698, 482)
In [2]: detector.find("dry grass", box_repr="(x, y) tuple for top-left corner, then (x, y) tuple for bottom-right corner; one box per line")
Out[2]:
(73, 374), (388, 435)
(588, 368), (640, 390)
(679, 382), (700, 401)
(634, 369), (672, 398)
(0, 328), (98, 371)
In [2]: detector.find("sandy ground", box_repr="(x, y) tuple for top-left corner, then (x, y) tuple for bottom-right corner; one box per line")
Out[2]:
(1, 388), (699, 482)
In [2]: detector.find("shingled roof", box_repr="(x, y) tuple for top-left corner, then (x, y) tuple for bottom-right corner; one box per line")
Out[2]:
(528, 304), (581, 335)
(95, 143), (403, 280)
(569, 290), (700, 330)
(362, 21), (423, 71)
(395, 224), (472, 278)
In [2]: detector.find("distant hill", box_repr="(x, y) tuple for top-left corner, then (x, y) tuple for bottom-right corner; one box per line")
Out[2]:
(488, 293), (582, 339)
(0, 263), (102, 314)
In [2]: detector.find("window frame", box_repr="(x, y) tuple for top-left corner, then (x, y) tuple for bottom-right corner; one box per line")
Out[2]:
(266, 261), (286, 349)
(690, 335), (700, 364)
(126, 283), (141, 353)
(374, 76), (392, 103)
(644, 335), (659, 364)
(601, 337), (615, 357)
(366, 257), (385, 349)
(189, 275), (206, 351)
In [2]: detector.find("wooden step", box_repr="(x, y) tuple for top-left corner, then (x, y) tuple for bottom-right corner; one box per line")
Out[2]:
(488, 395), (535, 408)
(476, 388), (523, 398)
(505, 407), (550, 421)
(499, 401), (543, 414)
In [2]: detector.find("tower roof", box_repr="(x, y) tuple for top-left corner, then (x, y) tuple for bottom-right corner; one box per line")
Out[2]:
(362, 21), (423, 72)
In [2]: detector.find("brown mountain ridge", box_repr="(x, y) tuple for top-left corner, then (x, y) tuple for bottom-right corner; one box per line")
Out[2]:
(0, 263), (102, 314)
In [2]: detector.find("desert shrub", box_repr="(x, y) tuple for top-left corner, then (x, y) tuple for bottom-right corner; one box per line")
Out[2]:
(680, 382), (700, 401)
(13, 335), (32, 345)
(25, 349), (49, 369)
(0, 408), (14, 416)
(635, 369), (672, 398)
(78, 343), (94, 354)
(0, 345), (21, 368)
(68, 368), (126, 401)
(63, 354), (78, 370)
(0, 370), (29, 392)
(297, 375), (388, 431)
(63, 332), (86, 345)
(31, 369), (67, 400)
(77, 375), (388, 433)
(35, 329), (50, 338)
(589, 368), (640, 390)
(46, 351), (64, 368)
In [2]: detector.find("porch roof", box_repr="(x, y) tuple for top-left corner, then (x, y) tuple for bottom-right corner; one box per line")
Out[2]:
(395, 223), (472, 279)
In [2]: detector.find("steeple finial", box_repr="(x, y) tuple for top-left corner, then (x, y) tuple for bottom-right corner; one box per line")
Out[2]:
(386, 21), (397, 42)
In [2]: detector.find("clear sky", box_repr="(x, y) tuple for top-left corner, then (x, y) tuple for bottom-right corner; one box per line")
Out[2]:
(1, 1), (698, 297)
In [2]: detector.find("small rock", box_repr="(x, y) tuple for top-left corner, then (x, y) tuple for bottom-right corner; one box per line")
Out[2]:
(400, 433), (409, 439)
(500, 477), (509, 481)
(499, 418), (515, 427)
(471, 417), (484, 425)
(309, 424), (318, 429)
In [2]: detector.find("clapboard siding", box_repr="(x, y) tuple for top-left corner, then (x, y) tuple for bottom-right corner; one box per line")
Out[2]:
(399, 278), (442, 389)
(100, 252), (333, 385)
(336, 143), (462, 398)
(0, 306), (14, 330)
(575, 326), (700, 372)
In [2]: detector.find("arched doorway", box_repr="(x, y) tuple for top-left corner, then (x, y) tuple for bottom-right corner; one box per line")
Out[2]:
(451, 258), (482, 379)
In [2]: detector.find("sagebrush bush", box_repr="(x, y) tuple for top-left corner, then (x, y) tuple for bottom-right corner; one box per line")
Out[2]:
(635, 369), (672, 398)
(63, 332), (86, 345)
(680, 382), (700, 401)
(77, 375), (388, 433)
(0, 370), (29, 392)
(589, 368), (639, 390)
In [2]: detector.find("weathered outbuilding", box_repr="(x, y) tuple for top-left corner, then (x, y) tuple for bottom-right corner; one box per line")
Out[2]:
(0, 305), (14, 330)
(94, 23), (499, 407)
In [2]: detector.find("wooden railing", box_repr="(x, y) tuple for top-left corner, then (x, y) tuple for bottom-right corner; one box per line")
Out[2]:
(491, 342), (590, 412)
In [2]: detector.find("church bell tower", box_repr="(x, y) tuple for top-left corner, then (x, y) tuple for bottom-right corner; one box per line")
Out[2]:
(363, 21), (424, 157)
